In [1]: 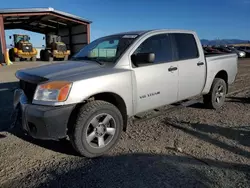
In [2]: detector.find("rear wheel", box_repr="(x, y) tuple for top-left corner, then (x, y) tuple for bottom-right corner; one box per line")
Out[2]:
(40, 50), (45, 61)
(43, 50), (51, 61)
(9, 48), (15, 62)
(203, 78), (227, 109)
(69, 100), (123, 158)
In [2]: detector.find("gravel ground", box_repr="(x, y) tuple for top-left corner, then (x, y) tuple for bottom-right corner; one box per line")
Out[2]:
(0, 59), (250, 188)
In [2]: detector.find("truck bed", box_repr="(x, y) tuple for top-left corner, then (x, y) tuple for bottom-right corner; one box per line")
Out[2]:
(205, 53), (237, 58)
(202, 52), (238, 94)
(205, 53), (237, 62)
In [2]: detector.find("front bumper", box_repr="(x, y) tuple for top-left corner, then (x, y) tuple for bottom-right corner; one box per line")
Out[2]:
(13, 89), (75, 140)
(16, 50), (37, 58)
(53, 50), (70, 58)
(17, 55), (37, 58)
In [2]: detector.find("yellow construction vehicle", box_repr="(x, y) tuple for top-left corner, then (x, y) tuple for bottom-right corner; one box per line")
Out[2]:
(8, 34), (37, 62)
(40, 35), (70, 61)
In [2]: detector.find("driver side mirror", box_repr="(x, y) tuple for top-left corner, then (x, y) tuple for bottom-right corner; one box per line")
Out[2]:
(131, 52), (155, 67)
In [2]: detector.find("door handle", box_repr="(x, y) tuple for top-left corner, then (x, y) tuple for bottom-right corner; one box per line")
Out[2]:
(168, 66), (178, 72)
(197, 62), (204, 66)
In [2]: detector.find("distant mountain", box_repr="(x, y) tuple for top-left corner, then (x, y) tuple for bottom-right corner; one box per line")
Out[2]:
(201, 39), (250, 46)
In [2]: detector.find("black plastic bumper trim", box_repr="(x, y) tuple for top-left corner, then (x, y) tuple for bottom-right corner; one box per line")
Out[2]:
(23, 104), (75, 140)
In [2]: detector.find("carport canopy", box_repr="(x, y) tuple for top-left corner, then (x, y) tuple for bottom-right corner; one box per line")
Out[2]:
(0, 7), (92, 63)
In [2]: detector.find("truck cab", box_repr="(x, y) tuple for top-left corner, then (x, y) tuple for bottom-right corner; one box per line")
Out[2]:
(128, 31), (207, 113)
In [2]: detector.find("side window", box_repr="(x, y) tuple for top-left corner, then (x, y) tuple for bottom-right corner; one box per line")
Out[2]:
(174, 33), (199, 60)
(133, 34), (173, 65)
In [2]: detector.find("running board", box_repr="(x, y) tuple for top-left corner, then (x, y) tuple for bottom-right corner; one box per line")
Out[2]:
(132, 98), (200, 123)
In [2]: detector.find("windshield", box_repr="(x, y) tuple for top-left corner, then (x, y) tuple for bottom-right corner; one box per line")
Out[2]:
(72, 34), (138, 63)
(16, 35), (29, 43)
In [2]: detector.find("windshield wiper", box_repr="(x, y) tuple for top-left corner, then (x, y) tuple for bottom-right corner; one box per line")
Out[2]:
(71, 56), (104, 65)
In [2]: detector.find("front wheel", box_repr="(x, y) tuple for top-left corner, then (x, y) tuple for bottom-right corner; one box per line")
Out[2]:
(203, 78), (227, 109)
(43, 50), (51, 61)
(69, 100), (123, 158)
(40, 50), (45, 61)
(9, 48), (15, 62)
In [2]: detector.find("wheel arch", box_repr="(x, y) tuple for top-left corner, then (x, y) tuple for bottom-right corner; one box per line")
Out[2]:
(214, 70), (228, 93)
(67, 92), (128, 135)
(203, 70), (229, 94)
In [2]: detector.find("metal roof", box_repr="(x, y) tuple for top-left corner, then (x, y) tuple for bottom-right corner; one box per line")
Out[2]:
(0, 7), (92, 24)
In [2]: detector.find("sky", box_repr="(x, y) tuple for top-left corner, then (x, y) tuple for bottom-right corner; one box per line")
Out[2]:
(2, 0), (250, 47)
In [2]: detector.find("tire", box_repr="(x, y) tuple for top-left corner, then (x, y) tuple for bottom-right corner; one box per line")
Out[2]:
(44, 50), (50, 61)
(9, 48), (15, 62)
(69, 100), (123, 158)
(203, 78), (227, 109)
(40, 50), (45, 61)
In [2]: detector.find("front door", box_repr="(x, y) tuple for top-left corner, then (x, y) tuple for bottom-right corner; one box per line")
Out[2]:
(131, 33), (179, 114)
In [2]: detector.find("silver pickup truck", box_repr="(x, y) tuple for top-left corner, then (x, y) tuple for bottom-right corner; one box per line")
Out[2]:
(13, 29), (238, 157)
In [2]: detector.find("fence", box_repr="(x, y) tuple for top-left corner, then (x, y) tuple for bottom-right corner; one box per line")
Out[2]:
(90, 49), (116, 58)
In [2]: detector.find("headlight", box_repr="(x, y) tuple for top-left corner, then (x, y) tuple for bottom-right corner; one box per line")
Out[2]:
(34, 81), (72, 102)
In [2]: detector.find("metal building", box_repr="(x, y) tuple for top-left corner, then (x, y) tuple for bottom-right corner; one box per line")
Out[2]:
(0, 7), (92, 63)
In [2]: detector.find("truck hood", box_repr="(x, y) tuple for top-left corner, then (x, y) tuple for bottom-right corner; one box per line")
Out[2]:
(16, 60), (107, 82)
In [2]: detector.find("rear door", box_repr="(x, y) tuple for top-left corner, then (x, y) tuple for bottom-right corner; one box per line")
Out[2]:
(172, 33), (206, 100)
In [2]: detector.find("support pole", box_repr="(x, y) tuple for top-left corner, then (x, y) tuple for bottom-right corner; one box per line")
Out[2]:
(0, 16), (7, 65)
(87, 24), (90, 44)
(69, 27), (73, 55)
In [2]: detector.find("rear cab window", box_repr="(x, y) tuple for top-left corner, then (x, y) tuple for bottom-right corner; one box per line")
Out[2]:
(173, 33), (199, 60)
